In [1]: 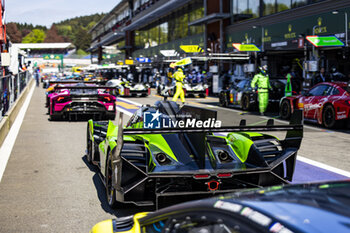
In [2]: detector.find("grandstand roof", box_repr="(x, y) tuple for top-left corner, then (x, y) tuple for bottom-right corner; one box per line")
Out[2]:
(13, 43), (75, 50)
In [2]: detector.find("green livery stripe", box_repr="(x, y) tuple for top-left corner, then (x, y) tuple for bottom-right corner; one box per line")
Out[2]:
(88, 120), (94, 140)
(109, 140), (117, 152)
(107, 121), (118, 138)
(139, 134), (178, 162)
(207, 142), (216, 160)
(99, 140), (105, 154)
(226, 133), (254, 162)
(144, 143), (156, 169)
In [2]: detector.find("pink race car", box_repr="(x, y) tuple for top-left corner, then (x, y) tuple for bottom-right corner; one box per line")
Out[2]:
(48, 83), (116, 121)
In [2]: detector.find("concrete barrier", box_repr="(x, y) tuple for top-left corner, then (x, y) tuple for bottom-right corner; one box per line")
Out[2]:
(0, 78), (35, 148)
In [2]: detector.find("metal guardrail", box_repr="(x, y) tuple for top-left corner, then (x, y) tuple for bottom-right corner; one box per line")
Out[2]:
(0, 71), (31, 121)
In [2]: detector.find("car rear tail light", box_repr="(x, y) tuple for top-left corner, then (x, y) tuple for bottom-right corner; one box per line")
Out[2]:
(346, 100), (350, 106)
(99, 96), (113, 102)
(217, 173), (232, 178)
(57, 96), (70, 103)
(207, 180), (220, 191)
(193, 174), (210, 179)
(125, 88), (130, 96)
(148, 88), (151, 95)
(206, 88), (209, 96)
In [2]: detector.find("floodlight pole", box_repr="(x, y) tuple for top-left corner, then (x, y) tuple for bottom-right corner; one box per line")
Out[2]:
(261, 26), (264, 52)
(345, 12), (348, 47)
(312, 25), (318, 60)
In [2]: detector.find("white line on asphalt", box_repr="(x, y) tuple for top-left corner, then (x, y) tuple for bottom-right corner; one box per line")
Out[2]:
(298, 156), (350, 178)
(117, 97), (142, 106)
(116, 107), (133, 116)
(115, 97), (350, 177)
(0, 83), (35, 182)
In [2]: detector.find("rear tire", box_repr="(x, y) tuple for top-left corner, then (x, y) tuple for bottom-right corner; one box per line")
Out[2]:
(169, 88), (174, 97)
(219, 93), (228, 107)
(322, 105), (336, 128)
(49, 114), (60, 121)
(280, 100), (291, 120)
(105, 153), (118, 208)
(241, 95), (251, 111)
(86, 126), (93, 164)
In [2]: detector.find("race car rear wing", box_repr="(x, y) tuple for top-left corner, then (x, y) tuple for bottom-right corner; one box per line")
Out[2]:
(48, 80), (106, 85)
(53, 86), (117, 90)
(115, 110), (303, 162)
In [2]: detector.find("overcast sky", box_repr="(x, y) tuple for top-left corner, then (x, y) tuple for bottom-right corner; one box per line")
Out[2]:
(6, 0), (120, 28)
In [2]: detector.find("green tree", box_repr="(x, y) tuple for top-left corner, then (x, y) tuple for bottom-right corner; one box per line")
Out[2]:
(56, 25), (73, 38)
(22, 29), (46, 43)
(7, 23), (22, 43)
(76, 49), (88, 55)
(74, 28), (91, 51)
(86, 21), (96, 31)
(44, 25), (65, 42)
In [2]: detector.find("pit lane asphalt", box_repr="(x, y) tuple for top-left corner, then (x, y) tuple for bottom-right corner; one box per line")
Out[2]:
(0, 87), (349, 232)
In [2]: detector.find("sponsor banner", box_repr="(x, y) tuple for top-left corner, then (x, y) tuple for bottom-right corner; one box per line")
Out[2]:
(232, 43), (261, 52)
(180, 45), (204, 53)
(306, 35), (344, 47)
(136, 57), (151, 63)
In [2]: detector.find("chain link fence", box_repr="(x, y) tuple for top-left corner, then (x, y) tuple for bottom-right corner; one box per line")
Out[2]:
(0, 71), (31, 121)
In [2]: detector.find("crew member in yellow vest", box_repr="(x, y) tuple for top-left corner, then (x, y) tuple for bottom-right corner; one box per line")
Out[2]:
(172, 67), (186, 104)
(251, 65), (271, 115)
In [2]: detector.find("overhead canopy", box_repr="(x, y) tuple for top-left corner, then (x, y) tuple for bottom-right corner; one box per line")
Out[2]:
(123, 0), (192, 31)
(87, 32), (125, 52)
(13, 43), (74, 50)
(188, 13), (230, 26)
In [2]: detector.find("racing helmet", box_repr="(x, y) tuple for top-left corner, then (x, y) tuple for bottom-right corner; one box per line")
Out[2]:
(177, 67), (183, 72)
(259, 65), (268, 75)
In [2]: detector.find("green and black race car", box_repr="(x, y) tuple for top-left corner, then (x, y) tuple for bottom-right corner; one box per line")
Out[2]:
(86, 101), (303, 209)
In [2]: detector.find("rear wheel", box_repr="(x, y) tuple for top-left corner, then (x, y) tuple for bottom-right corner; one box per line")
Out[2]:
(108, 113), (116, 120)
(241, 95), (251, 111)
(49, 114), (60, 121)
(86, 126), (93, 164)
(105, 153), (118, 208)
(280, 100), (291, 120)
(169, 88), (175, 97)
(323, 105), (336, 128)
(219, 93), (228, 107)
